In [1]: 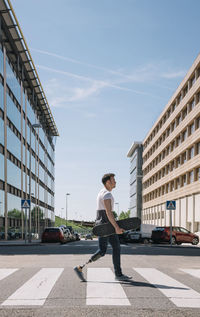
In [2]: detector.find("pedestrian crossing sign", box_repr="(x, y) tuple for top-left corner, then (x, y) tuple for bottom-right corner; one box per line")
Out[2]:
(21, 199), (30, 208)
(166, 200), (176, 210)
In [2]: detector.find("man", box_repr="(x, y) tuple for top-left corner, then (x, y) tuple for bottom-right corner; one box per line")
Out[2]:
(74, 173), (132, 282)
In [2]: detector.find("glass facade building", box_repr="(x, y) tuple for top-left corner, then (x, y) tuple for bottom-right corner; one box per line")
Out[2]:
(127, 142), (143, 218)
(0, 1), (59, 240)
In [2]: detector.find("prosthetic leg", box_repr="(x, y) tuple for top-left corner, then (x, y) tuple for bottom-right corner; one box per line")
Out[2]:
(74, 252), (102, 282)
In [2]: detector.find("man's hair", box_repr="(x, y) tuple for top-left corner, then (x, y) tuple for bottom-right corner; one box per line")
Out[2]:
(102, 173), (115, 185)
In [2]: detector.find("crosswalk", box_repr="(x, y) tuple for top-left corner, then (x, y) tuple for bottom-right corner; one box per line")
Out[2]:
(0, 267), (199, 308)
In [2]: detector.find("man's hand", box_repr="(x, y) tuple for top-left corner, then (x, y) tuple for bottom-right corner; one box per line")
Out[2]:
(115, 227), (125, 235)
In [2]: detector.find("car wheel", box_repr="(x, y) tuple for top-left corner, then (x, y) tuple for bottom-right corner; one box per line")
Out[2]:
(171, 236), (176, 245)
(192, 238), (199, 245)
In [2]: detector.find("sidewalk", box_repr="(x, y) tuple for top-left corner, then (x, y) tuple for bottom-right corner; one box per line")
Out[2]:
(0, 239), (42, 246)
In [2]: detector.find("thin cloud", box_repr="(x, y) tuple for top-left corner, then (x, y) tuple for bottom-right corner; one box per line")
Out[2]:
(37, 64), (162, 100)
(32, 47), (134, 79)
(161, 70), (186, 79)
(33, 47), (186, 84)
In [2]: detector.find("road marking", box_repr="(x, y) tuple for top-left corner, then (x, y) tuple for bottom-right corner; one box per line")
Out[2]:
(2, 268), (64, 306)
(134, 268), (200, 308)
(0, 269), (18, 281)
(180, 269), (200, 279)
(86, 268), (130, 306)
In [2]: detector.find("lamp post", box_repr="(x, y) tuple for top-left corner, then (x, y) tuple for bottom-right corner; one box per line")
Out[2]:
(29, 123), (42, 243)
(115, 202), (119, 218)
(61, 208), (64, 225)
(66, 193), (70, 226)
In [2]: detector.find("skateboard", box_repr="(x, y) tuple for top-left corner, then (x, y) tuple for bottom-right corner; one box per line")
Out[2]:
(92, 217), (141, 237)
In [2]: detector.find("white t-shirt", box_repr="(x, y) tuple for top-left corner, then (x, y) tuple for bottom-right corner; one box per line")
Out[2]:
(97, 188), (114, 211)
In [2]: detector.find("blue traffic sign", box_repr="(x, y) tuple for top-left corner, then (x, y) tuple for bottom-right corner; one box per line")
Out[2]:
(166, 200), (176, 210)
(21, 199), (30, 208)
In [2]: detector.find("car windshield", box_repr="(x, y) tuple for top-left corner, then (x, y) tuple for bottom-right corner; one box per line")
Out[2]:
(153, 227), (164, 231)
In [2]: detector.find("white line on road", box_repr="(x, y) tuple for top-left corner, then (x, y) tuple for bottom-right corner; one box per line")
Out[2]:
(180, 269), (200, 279)
(134, 268), (200, 308)
(0, 269), (18, 281)
(86, 268), (130, 306)
(2, 268), (64, 306)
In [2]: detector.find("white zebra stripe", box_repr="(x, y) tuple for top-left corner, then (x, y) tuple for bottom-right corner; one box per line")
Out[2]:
(0, 269), (18, 281)
(180, 269), (200, 279)
(134, 268), (200, 308)
(2, 268), (64, 306)
(86, 268), (130, 306)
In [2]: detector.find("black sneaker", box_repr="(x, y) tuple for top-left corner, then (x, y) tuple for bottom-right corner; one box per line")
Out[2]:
(74, 266), (86, 282)
(115, 274), (132, 281)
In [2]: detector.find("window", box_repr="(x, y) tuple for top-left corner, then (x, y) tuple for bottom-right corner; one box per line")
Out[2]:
(177, 157), (180, 168)
(167, 183), (170, 193)
(189, 171), (194, 183)
(197, 117), (200, 129)
(189, 99), (195, 111)
(183, 86), (188, 97)
(166, 128), (170, 137)
(182, 152), (187, 164)
(171, 141), (175, 152)
(177, 94), (181, 105)
(197, 142), (200, 154)
(171, 103), (175, 112)
(191, 76), (195, 87)
(197, 167), (200, 181)
(176, 115), (181, 126)
(177, 135), (181, 146)
(189, 122), (195, 135)
(189, 147), (194, 159)
(183, 175), (187, 186)
(182, 107), (187, 120)
(176, 178), (180, 189)
(182, 130), (187, 141)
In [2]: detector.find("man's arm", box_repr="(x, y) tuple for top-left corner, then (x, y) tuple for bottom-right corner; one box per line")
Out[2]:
(104, 199), (124, 234)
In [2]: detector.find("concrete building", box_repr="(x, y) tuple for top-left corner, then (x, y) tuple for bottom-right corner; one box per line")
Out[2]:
(142, 53), (200, 233)
(127, 142), (143, 218)
(0, 0), (59, 239)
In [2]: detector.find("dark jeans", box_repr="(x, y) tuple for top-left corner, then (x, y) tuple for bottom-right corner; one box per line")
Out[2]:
(90, 234), (122, 276)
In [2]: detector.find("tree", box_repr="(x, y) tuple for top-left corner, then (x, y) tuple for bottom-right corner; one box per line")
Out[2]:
(8, 209), (22, 219)
(113, 211), (118, 219)
(118, 210), (130, 220)
(31, 207), (44, 221)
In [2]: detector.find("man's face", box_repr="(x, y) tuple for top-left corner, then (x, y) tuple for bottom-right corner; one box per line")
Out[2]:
(109, 176), (116, 189)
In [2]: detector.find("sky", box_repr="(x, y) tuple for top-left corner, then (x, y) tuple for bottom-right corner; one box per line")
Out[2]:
(11, 0), (200, 221)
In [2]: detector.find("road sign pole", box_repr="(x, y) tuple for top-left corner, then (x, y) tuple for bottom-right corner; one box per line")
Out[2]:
(170, 210), (172, 247)
(25, 209), (27, 244)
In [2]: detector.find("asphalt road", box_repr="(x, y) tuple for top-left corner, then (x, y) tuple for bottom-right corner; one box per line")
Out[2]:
(0, 239), (199, 317)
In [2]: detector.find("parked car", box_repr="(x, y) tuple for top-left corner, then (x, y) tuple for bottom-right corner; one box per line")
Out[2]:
(42, 227), (67, 244)
(151, 226), (199, 245)
(60, 227), (72, 242)
(120, 224), (156, 244)
(85, 234), (93, 240)
(74, 232), (80, 241)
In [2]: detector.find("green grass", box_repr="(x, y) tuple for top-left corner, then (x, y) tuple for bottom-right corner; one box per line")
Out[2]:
(54, 216), (92, 234)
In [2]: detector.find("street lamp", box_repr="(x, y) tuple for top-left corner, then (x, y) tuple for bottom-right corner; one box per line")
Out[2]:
(115, 202), (119, 218)
(29, 123), (42, 243)
(66, 193), (70, 226)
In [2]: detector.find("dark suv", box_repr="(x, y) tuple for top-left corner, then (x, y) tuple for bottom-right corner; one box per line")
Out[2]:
(151, 226), (199, 245)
